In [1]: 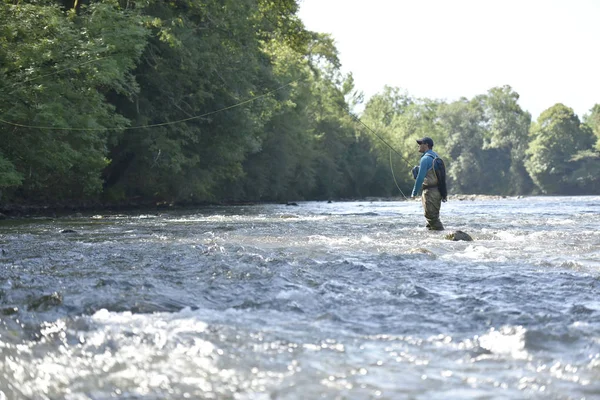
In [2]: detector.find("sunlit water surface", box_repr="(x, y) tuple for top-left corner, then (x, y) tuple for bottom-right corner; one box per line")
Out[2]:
(1, 196), (599, 399)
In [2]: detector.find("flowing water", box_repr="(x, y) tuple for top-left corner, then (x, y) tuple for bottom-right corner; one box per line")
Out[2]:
(1, 196), (599, 399)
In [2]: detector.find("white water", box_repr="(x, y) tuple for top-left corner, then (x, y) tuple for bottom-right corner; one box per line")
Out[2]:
(1, 196), (599, 399)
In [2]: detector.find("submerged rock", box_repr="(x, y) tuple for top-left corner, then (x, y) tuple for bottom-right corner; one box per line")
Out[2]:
(406, 248), (436, 257)
(1, 306), (19, 316)
(445, 230), (473, 241)
(27, 292), (63, 311)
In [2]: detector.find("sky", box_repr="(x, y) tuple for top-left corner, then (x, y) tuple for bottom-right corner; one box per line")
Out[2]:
(297, 0), (600, 120)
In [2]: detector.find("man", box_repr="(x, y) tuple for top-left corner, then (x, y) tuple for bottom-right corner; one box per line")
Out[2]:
(411, 137), (444, 230)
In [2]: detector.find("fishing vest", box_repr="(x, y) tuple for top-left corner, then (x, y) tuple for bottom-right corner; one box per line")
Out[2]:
(422, 154), (439, 188)
(423, 153), (447, 200)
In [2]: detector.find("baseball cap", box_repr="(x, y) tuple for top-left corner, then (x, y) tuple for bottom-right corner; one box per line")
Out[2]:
(416, 137), (434, 147)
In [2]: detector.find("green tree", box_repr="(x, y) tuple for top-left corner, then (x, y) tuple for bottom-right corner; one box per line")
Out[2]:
(0, 153), (23, 194)
(479, 86), (533, 195)
(230, 39), (317, 202)
(437, 98), (488, 194)
(361, 87), (415, 197)
(309, 86), (356, 199)
(0, 1), (147, 203)
(566, 150), (600, 194)
(434, 87), (534, 196)
(583, 104), (600, 150)
(525, 104), (596, 194)
(232, 29), (373, 202)
(103, 0), (266, 203)
(101, 0), (316, 205)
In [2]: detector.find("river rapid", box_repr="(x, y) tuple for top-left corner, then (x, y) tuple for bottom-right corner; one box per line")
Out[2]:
(1, 196), (599, 399)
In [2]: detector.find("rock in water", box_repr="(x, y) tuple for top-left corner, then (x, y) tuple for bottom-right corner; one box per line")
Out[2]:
(27, 292), (63, 311)
(445, 230), (473, 241)
(406, 248), (437, 257)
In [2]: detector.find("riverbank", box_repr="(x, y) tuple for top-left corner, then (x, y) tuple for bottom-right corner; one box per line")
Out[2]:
(0, 194), (529, 219)
(0, 200), (209, 219)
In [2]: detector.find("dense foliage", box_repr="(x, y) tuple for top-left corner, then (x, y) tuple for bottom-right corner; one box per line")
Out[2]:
(525, 104), (597, 194)
(1, 0), (599, 208)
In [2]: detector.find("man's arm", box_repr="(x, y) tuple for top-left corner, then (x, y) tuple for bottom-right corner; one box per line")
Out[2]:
(411, 156), (431, 197)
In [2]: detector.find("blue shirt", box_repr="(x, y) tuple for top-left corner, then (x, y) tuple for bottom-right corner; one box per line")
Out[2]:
(411, 149), (438, 197)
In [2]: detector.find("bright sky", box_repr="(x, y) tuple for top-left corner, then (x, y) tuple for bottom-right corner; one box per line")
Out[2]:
(298, 0), (600, 120)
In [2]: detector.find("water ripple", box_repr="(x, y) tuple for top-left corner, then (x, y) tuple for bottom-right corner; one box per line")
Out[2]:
(1, 197), (599, 398)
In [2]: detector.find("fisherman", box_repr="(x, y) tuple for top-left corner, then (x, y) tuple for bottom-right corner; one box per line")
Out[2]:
(411, 137), (445, 231)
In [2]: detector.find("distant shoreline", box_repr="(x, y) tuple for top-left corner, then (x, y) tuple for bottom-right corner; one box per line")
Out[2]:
(0, 194), (533, 219)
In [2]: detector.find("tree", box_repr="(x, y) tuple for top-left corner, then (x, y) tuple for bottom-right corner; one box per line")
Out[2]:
(566, 150), (600, 194)
(525, 104), (596, 194)
(478, 86), (533, 195)
(230, 38), (317, 202)
(0, 1), (147, 203)
(361, 87), (427, 197)
(437, 98), (488, 194)
(433, 86), (535, 196)
(583, 104), (600, 150)
(103, 0), (298, 204)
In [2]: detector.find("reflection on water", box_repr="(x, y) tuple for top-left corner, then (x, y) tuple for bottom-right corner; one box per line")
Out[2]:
(1, 196), (599, 398)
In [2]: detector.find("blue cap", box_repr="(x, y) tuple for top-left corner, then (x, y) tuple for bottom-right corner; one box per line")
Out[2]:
(416, 137), (434, 147)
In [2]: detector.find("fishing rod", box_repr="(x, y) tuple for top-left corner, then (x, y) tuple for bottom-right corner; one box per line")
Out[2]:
(345, 109), (414, 169)
(343, 107), (414, 200)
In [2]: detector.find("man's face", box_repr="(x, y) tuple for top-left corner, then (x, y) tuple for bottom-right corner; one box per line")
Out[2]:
(418, 142), (428, 153)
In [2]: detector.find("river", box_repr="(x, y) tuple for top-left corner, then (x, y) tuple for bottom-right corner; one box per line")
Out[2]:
(1, 196), (599, 399)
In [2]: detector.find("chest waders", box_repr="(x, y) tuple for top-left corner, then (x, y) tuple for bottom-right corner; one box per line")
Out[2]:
(421, 157), (444, 230)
